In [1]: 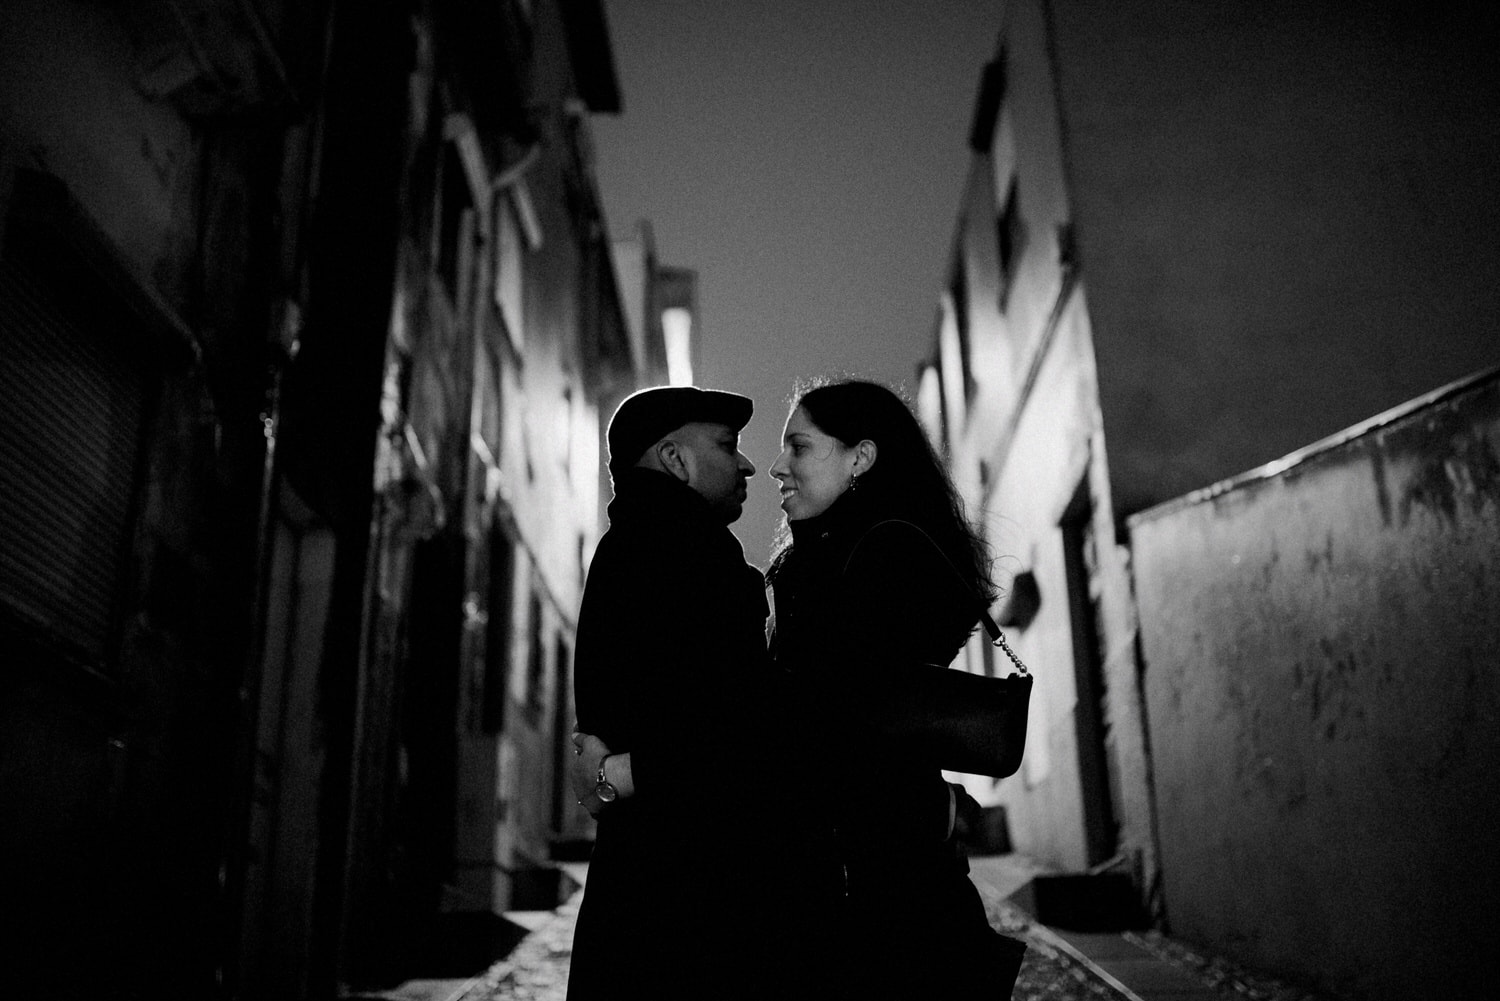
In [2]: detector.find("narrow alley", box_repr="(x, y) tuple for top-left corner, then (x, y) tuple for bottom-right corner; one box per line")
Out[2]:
(361, 857), (1335, 1001)
(3, 3), (1495, 1000)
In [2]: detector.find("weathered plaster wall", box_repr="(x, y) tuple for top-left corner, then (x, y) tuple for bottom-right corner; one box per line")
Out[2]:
(1130, 372), (1500, 1000)
(985, 288), (1098, 873)
(1, 3), (304, 994)
(0, 0), (198, 288)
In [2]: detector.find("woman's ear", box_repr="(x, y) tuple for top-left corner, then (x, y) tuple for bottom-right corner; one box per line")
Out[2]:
(853, 439), (878, 477)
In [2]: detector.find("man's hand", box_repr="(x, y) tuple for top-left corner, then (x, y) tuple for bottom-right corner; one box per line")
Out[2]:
(571, 729), (614, 818)
(950, 782), (984, 844)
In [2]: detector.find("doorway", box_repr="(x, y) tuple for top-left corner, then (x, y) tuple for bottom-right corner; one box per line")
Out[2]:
(1060, 480), (1120, 866)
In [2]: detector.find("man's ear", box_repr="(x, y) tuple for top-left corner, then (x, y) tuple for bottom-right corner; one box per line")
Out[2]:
(853, 439), (878, 477)
(656, 439), (690, 482)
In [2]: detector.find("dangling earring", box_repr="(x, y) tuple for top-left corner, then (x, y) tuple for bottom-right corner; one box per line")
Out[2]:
(847, 474), (859, 493)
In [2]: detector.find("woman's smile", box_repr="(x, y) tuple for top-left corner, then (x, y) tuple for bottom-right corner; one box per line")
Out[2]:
(769, 406), (859, 520)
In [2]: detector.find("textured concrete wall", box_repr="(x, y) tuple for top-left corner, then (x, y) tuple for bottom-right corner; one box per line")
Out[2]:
(1130, 372), (1500, 1000)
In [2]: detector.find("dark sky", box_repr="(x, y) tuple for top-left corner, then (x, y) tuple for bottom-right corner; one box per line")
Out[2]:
(592, 0), (1003, 566)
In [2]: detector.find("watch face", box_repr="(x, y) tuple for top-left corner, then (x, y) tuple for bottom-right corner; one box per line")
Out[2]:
(595, 780), (618, 803)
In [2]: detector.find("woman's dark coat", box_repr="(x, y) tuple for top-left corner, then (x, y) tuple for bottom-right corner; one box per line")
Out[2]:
(770, 489), (1016, 999)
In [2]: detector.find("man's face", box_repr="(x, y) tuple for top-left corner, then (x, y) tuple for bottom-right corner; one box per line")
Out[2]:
(672, 421), (756, 523)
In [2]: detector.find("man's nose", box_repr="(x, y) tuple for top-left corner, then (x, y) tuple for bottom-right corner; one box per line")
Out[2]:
(738, 452), (756, 477)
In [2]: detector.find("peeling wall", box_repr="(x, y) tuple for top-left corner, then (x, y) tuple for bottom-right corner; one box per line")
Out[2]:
(1129, 371), (1500, 1001)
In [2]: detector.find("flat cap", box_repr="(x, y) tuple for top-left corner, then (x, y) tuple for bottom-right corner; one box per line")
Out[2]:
(607, 386), (753, 476)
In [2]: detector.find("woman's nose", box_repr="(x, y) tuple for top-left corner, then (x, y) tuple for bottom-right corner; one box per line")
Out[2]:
(768, 451), (789, 480)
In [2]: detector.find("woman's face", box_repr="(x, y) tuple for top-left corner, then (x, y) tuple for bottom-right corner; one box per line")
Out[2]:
(769, 406), (858, 521)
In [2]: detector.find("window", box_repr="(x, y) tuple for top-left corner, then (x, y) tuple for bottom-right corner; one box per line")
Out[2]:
(916, 361), (946, 449)
(949, 256), (969, 343)
(996, 178), (1024, 311)
(474, 340), (503, 465)
(1061, 483), (1119, 860)
(661, 307), (694, 387)
(524, 588), (546, 724)
(437, 144), (473, 301)
(549, 635), (573, 831)
(967, 54), (1008, 154)
(482, 533), (517, 733)
(938, 297), (967, 436)
(947, 255), (975, 405)
(494, 192), (525, 355)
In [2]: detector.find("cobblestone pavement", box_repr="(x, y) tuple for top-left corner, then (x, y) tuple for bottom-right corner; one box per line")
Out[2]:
(461, 891), (578, 1001)
(981, 887), (1131, 1001)
(1120, 932), (1339, 1001)
(461, 885), (1129, 1001)
(459, 873), (1331, 1001)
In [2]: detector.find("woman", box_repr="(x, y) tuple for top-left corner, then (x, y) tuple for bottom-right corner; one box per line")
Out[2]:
(763, 378), (1015, 998)
(576, 378), (1022, 997)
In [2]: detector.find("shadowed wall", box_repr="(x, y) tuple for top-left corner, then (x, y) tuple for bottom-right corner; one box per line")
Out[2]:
(1130, 370), (1500, 1000)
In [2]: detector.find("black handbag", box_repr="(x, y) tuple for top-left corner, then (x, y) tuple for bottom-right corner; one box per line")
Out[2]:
(882, 618), (1033, 777)
(849, 520), (1034, 778)
(844, 520), (1032, 998)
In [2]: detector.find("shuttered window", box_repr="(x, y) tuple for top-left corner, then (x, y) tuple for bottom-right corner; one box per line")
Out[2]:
(0, 253), (152, 664)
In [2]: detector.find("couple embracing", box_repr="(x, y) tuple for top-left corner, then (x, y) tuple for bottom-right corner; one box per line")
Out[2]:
(566, 379), (1026, 1000)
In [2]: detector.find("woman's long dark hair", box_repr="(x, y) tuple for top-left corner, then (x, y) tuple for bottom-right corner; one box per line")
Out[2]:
(769, 378), (996, 604)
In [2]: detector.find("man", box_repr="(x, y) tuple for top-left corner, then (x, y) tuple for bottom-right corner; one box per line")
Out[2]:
(565, 387), (822, 1001)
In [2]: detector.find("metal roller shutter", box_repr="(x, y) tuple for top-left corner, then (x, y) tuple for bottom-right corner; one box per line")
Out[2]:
(0, 255), (151, 663)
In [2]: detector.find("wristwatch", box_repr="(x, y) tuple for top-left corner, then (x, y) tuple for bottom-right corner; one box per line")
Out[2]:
(594, 755), (618, 804)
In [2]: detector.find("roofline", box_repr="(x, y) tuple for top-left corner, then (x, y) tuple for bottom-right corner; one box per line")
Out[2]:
(1127, 364), (1500, 527)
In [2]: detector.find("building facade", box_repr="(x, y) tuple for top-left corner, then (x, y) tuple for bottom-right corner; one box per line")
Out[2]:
(919, 0), (1149, 892)
(0, 2), (659, 998)
(925, 3), (1498, 999)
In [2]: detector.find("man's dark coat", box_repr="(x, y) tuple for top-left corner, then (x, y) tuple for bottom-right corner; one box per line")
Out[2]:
(566, 469), (815, 1000)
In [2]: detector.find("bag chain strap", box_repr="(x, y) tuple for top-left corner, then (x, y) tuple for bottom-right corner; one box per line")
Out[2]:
(988, 623), (1030, 678)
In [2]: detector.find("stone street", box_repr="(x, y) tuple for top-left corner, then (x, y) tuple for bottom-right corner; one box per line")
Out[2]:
(428, 857), (1335, 1001)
